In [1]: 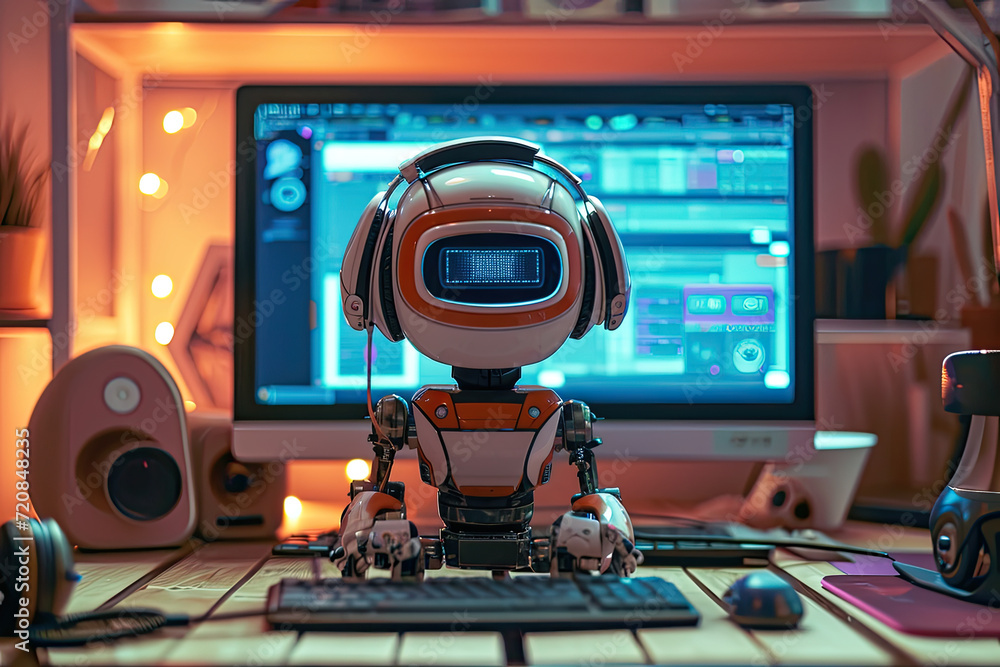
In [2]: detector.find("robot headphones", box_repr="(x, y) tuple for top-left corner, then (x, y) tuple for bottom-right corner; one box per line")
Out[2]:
(341, 136), (630, 368)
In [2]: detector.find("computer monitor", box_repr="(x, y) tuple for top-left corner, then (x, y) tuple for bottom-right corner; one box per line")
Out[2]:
(233, 85), (815, 463)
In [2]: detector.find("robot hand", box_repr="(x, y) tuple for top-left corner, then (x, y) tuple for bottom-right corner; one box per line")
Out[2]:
(333, 490), (424, 581)
(549, 491), (643, 577)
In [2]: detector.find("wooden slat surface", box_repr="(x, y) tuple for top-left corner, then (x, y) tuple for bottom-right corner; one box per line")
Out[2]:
(686, 567), (894, 666)
(524, 629), (649, 665)
(636, 568), (771, 665)
(780, 560), (1000, 667)
(66, 548), (185, 614)
(287, 633), (401, 666)
(45, 541), (272, 666)
(112, 541), (272, 618)
(39, 527), (1000, 666)
(398, 632), (506, 666)
(163, 630), (299, 666)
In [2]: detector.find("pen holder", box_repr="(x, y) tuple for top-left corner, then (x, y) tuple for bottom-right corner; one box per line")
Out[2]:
(815, 246), (899, 319)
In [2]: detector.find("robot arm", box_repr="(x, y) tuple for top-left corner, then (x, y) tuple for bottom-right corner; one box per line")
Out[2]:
(333, 490), (423, 580)
(549, 400), (643, 576)
(332, 395), (424, 581)
(550, 492), (643, 576)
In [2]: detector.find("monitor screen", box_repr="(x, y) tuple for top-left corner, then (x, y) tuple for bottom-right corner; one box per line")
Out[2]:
(234, 85), (814, 424)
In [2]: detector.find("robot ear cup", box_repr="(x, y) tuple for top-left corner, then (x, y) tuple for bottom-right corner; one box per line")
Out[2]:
(356, 204), (388, 325)
(377, 225), (405, 342)
(570, 235), (598, 339)
(581, 201), (629, 331)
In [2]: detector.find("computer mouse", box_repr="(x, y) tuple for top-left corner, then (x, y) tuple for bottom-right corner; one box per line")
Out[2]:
(722, 570), (804, 629)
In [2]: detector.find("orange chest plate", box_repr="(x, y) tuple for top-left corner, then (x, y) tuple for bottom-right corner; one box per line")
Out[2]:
(412, 385), (561, 432)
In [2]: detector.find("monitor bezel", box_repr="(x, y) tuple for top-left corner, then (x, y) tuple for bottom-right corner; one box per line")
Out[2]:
(234, 84), (815, 423)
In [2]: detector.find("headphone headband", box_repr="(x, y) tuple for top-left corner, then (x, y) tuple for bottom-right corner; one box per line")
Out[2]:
(399, 137), (540, 183)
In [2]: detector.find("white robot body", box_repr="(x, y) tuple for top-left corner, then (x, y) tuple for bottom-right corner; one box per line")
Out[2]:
(336, 137), (639, 576)
(409, 385), (561, 496)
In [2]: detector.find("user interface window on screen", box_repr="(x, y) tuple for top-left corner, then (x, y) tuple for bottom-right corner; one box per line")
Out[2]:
(252, 102), (795, 406)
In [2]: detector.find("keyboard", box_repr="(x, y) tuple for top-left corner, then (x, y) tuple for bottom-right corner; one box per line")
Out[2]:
(267, 575), (699, 631)
(634, 524), (774, 567)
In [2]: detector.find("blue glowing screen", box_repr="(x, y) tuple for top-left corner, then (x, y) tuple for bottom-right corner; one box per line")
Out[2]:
(249, 97), (801, 408)
(443, 248), (543, 287)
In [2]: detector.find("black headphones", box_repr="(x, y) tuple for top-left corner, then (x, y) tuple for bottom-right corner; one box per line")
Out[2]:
(0, 517), (199, 647)
(341, 136), (630, 344)
(0, 518), (77, 638)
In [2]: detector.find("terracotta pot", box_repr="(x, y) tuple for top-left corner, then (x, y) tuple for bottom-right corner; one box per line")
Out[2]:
(815, 245), (903, 319)
(0, 226), (45, 310)
(960, 305), (1000, 350)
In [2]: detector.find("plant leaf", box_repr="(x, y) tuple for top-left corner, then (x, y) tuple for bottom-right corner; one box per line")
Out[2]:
(0, 115), (48, 227)
(899, 160), (944, 248)
(855, 144), (890, 245)
(894, 66), (972, 248)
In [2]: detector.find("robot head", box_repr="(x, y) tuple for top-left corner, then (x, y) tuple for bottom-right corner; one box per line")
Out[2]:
(341, 137), (630, 369)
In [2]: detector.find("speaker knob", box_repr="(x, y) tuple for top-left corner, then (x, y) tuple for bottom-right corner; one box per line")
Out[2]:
(936, 522), (959, 569)
(103, 377), (141, 414)
(224, 460), (252, 494)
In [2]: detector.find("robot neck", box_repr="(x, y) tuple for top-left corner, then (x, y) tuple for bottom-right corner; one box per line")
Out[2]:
(451, 367), (522, 390)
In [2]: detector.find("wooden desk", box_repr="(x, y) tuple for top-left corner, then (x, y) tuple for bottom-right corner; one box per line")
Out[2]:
(4, 522), (998, 666)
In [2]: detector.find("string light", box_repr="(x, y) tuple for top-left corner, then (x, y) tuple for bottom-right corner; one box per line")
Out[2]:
(346, 459), (371, 481)
(139, 173), (162, 195)
(284, 496), (303, 521)
(163, 110), (184, 134)
(154, 322), (174, 345)
(151, 274), (173, 298)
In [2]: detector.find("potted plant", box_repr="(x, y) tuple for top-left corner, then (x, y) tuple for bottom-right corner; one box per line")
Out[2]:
(816, 67), (973, 319)
(949, 198), (1000, 349)
(0, 118), (48, 310)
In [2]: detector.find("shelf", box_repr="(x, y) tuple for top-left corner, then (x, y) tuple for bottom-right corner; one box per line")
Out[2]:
(816, 319), (971, 346)
(73, 0), (899, 25)
(72, 22), (947, 82)
(0, 309), (50, 329)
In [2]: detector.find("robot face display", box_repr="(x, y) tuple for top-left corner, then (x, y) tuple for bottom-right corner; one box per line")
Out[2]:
(342, 137), (630, 370)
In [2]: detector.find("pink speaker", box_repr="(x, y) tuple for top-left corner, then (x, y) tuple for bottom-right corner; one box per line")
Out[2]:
(737, 431), (876, 530)
(28, 345), (196, 549)
(188, 411), (285, 541)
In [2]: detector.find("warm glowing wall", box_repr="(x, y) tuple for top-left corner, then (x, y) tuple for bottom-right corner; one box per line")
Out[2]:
(138, 88), (235, 401)
(60, 22), (978, 506)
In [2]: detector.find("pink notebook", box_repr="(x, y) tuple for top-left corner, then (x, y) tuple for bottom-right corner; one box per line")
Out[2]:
(821, 574), (1000, 637)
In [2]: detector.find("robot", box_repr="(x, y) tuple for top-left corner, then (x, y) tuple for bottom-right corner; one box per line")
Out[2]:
(334, 137), (642, 580)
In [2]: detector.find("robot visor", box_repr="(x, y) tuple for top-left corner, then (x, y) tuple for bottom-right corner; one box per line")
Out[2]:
(422, 233), (562, 306)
